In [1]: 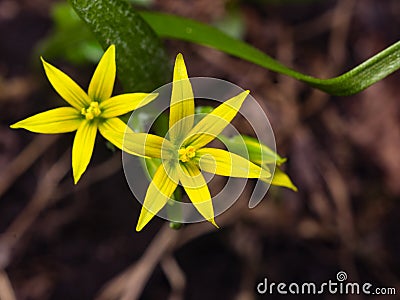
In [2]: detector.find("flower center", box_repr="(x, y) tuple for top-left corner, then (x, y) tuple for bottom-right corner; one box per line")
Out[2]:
(81, 101), (101, 120)
(178, 146), (196, 162)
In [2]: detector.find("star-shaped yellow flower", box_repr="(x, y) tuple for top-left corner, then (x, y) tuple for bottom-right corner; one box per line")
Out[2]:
(120, 54), (271, 231)
(11, 45), (157, 183)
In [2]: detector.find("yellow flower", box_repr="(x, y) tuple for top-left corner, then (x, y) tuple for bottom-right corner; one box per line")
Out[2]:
(10, 45), (157, 183)
(120, 54), (271, 231)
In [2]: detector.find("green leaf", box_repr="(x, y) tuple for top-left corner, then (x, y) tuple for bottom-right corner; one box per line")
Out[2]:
(218, 134), (297, 191)
(128, 0), (154, 6)
(213, 10), (245, 40)
(218, 134), (286, 166)
(69, 0), (170, 92)
(140, 11), (400, 96)
(38, 3), (103, 65)
(194, 105), (214, 124)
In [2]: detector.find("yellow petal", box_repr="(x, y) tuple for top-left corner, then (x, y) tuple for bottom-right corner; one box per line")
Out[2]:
(185, 90), (249, 149)
(41, 57), (91, 109)
(10, 107), (82, 133)
(262, 167), (298, 191)
(136, 162), (179, 231)
(179, 163), (218, 228)
(100, 93), (158, 118)
(101, 121), (174, 158)
(124, 132), (175, 159)
(88, 44), (116, 102)
(195, 148), (270, 179)
(72, 120), (97, 184)
(169, 53), (194, 143)
(98, 117), (131, 151)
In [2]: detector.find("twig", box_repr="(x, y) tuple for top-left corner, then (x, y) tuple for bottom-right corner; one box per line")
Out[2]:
(96, 224), (181, 300)
(53, 152), (122, 201)
(0, 149), (123, 296)
(296, 0), (355, 120)
(0, 75), (38, 103)
(97, 187), (251, 300)
(293, 10), (333, 41)
(301, 0), (356, 119)
(318, 151), (359, 279)
(230, 223), (262, 300)
(177, 188), (250, 248)
(0, 270), (16, 300)
(0, 149), (70, 269)
(329, 0), (356, 66)
(161, 255), (186, 300)
(0, 135), (59, 198)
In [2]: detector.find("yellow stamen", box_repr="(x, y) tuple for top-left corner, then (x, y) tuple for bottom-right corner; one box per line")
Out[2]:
(81, 101), (101, 120)
(178, 146), (196, 162)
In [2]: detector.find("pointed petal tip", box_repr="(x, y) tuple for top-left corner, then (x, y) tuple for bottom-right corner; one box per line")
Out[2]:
(248, 199), (260, 209)
(262, 169), (272, 179)
(9, 123), (19, 129)
(277, 157), (287, 166)
(106, 44), (116, 56)
(241, 90), (250, 100)
(73, 172), (81, 185)
(210, 219), (219, 228)
(136, 216), (149, 232)
(278, 182), (298, 192)
(136, 208), (152, 232)
(135, 223), (143, 232)
(88, 42), (116, 101)
(40, 56), (50, 67)
(174, 53), (185, 66)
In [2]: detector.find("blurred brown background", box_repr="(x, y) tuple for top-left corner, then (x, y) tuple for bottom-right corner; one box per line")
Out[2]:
(0, 0), (399, 299)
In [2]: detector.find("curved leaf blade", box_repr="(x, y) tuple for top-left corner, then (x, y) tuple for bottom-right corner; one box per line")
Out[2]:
(140, 11), (400, 96)
(69, 0), (170, 92)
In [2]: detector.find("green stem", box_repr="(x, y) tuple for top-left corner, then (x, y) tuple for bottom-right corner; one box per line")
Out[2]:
(167, 186), (184, 230)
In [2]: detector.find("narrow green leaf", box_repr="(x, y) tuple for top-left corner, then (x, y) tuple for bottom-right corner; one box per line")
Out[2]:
(218, 134), (286, 166)
(140, 11), (400, 96)
(69, 0), (170, 92)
